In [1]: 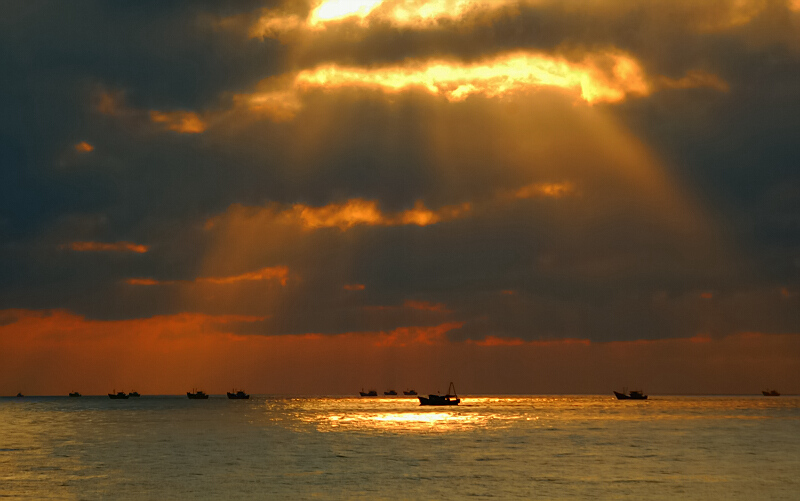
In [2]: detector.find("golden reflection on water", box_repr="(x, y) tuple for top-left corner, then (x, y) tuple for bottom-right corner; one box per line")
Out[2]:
(289, 397), (542, 433)
(326, 410), (484, 432)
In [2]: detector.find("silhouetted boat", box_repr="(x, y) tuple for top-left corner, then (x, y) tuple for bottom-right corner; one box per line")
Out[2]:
(403, 390), (417, 395)
(16, 392), (23, 398)
(129, 391), (140, 397)
(68, 392), (81, 397)
(384, 390), (397, 395)
(762, 390), (780, 396)
(108, 391), (129, 399)
(359, 389), (378, 396)
(187, 389), (209, 399)
(419, 382), (460, 406)
(227, 390), (249, 399)
(614, 389), (647, 400)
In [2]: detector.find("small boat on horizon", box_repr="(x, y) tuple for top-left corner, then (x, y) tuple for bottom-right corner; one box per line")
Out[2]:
(16, 392), (24, 398)
(384, 390), (397, 395)
(108, 391), (129, 399)
(419, 382), (460, 406)
(129, 391), (140, 397)
(187, 389), (209, 399)
(69, 392), (81, 397)
(762, 390), (780, 396)
(227, 389), (250, 399)
(403, 390), (417, 395)
(614, 388), (648, 400)
(359, 389), (378, 397)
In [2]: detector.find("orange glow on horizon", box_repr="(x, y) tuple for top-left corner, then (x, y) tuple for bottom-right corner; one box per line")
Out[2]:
(344, 283), (366, 291)
(63, 241), (149, 253)
(1, 308), (799, 395)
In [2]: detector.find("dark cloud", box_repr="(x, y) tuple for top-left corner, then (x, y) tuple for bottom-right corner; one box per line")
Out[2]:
(1, 0), (798, 347)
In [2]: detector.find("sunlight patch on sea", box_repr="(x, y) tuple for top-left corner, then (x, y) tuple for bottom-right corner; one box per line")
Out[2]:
(1, 395), (799, 499)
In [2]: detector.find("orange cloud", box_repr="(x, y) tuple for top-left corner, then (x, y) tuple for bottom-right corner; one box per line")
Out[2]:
(294, 51), (650, 105)
(514, 182), (575, 199)
(127, 266), (289, 287)
(207, 199), (471, 232)
(198, 267), (289, 286)
(252, 0), (517, 34)
(149, 110), (207, 134)
(95, 90), (207, 134)
(63, 241), (149, 253)
(233, 89), (301, 122)
(74, 141), (94, 153)
(125, 278), (161, 286)
(659, 70), (730, 92)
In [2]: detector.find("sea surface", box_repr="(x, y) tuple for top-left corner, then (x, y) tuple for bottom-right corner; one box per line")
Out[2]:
(1, 395), (798, 499)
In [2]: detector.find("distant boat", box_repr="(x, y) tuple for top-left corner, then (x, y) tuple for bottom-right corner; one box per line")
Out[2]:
(762, 390), (781, 396)
(403, 390), (417, 395)
(614, 389), (648, 400)
(384, 390), (397, 395)
(16, 392), (23, 398)
(419, 382), (460, 406)
(129, 391), (140, 397)
(187, 389), (209, 399)
(359, 389), (378, 397)
(227, 390), (250, 399)
(69, 392), (81, 397)
(108, 391), (129, 399)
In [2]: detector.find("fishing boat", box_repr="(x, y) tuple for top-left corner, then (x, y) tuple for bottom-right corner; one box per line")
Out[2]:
(108, 391), (129, 399)
(614, 388), (648, 400)
(16, 392), (24, 398)
(359, 389), (378, 397)
(384, 390), (397, 395)
(187, 389), (209, 399)
(68, 392), (81, 397)
(403, 390), (418, 395)
(419, 382), (460, 406)
(129, 391), (140, 397)
(762, 390), (780, 396)
(227, 390), (250, 399)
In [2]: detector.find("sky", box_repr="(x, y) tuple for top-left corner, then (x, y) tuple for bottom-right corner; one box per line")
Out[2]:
(1, 0), (799, 396)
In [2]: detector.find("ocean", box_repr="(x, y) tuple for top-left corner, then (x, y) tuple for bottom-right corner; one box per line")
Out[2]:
(1, 395), (798, 499)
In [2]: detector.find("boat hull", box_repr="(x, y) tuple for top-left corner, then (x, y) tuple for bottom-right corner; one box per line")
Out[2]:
(418, 395), (460, 406)
(227, 392), (250, 399)
(614, 391), (647, 400)
(187, 392), (209, 399)
(108, 393), (129, 399)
